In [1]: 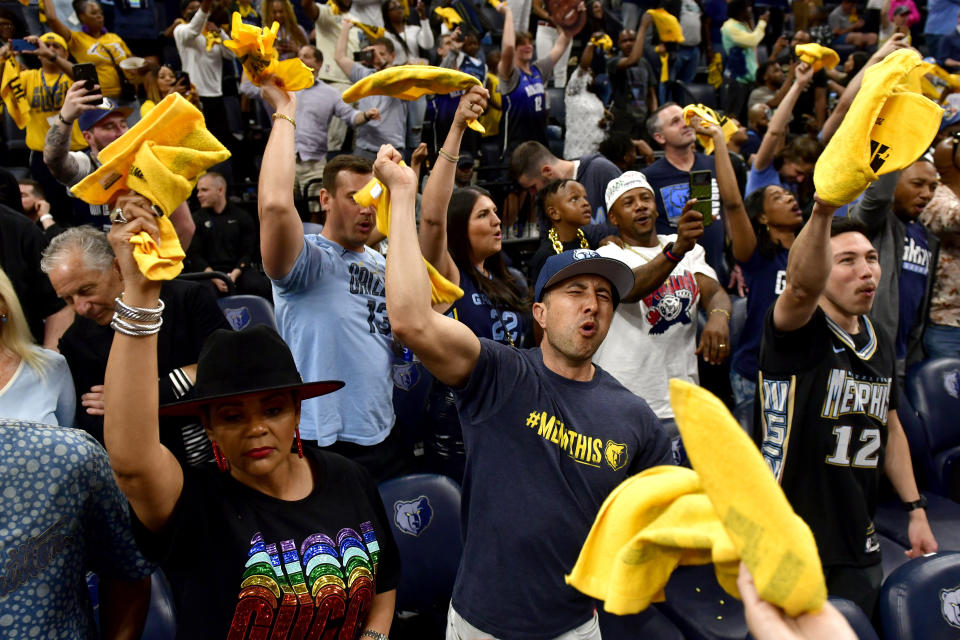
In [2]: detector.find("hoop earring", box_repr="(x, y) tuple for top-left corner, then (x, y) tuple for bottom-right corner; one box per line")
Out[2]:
(295, 428), (304, 459)
(212, 441), (230, 472)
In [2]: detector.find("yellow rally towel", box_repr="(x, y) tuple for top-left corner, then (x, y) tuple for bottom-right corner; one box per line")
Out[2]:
(434, 6), (463, 29)
(204, 29), (224, 51)
(795, 43), (839, 73)
(71, 93), (231, 280)
(0, 57), (29, 129)
(566, 380), (826, 618)
(916, 60), (960, 102)
(353, 175), (463, 305)
(223, 12), (315, 91)
(38, 0), (47, 22)
(326, 0), (342, 15)
(488, 0), (502, 8)
(682, 104), (739, 155)
(647, 8), (684, 43)
(814, 49), (943, 207)
(590, 33), (613, 52)
(707, 52), (723, 89)
(343, 65), (486, 133)
(350, 19), (385, 40)
(658, 49), (669, 83)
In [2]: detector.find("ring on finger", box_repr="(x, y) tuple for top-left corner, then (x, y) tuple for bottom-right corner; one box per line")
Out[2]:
(109, 207), (128, 225)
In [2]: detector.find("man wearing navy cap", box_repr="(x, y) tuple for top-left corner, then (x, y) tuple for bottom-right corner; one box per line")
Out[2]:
(382, 141), (671, 640)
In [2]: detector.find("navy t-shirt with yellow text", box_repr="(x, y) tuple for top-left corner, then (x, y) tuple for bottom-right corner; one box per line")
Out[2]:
(452, 340), (672, 639)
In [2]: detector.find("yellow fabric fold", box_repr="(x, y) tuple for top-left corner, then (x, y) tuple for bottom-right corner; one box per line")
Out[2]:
(326, 0), (341, 15)
(682, 104), (739, 155)
(707, 52), (723, 89)
(590, 33), (613, 52)
(353, 174), (464, 305)
(795, 43), (839, 72)
(916, 61), (960, 102)
(566, 380), (826, 618)
(658, 50), (669, 83)
(814, 49), (943, 207)
(350, 19), (385, 40)
(647, 8), (684, 43)
(487, 0), (502, 8)
(204, 29), (224, 51)
(434, 6), (463, 29)
(70, 93), (230, 280)
(223, 12), (315, 90)
(129, 215), (186, 279)
(343, 64), (486, 132)
(0, 57), (29, 129)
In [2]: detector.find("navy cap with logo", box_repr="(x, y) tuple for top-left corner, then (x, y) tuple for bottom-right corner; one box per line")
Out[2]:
(78, 98), (133, 132)
(534, 249), (635, 306)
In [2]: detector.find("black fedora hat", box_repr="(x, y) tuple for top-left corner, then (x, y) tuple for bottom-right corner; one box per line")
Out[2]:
(159, 325), (344, 416)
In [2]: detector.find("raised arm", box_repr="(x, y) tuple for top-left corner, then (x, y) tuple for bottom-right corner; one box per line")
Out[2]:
(419, 87), (489, 280)
(723, 16), (767, 48)
(547, 28), (573, 66)
(45, 81), (103, 184)
(614, 12), (650, 70)
(498, 2), (516, 79)
(104, 193), (185, 533)
(21, 36), (74, 75)
(382, 145), (481, 388)
(301, 0), (319, 22)
(335, 18), (355, 76)
(42, 0), (73, 43)
(771, 197), (838, 332)
(753, 62), (813, 172)
(258, 77), (304, 280)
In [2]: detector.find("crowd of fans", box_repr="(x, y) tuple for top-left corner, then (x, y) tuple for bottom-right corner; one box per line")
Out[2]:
(0, 0), (958, 636)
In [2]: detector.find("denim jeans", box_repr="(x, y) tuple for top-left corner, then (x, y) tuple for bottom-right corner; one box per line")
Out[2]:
(730, 369), (756, 433)
(924, 324), (960, 359)
(675, 45), (700, 85)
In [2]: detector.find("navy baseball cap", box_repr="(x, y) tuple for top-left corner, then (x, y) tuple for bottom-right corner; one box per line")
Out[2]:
(78, 98), (133, 132)
(534, 249), (635, 305)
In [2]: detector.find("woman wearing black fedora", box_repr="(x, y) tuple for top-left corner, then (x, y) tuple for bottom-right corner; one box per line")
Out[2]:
(101, 192), (399, 639)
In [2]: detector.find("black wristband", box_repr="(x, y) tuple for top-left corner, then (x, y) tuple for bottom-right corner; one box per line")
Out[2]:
(662, 242), (681, 264)
(57, 113), (72, 126)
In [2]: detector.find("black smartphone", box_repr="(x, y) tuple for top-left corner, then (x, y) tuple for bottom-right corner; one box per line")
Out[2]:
(689, 170), (713, 226)
(353, 50), (374, 63)
(11, 39), (37, 52)
(176, 70), (190, 87)
(72, 63), (100, 93)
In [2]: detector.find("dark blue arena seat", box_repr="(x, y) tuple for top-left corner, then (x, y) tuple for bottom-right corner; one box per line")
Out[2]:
(217, 294), (278, 332)
(904, 357), (960, 500)
(879, 552), (960, 640)
(654, 564), (748, 640)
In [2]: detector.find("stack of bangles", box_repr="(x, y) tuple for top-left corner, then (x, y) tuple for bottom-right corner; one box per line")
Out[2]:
(438, 147), (459, 163)
(111, 296), (165, 337)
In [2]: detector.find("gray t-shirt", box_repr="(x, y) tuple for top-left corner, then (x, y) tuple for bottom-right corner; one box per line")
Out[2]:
(828, 6), (854, 34)
(350, 65), (408, 152)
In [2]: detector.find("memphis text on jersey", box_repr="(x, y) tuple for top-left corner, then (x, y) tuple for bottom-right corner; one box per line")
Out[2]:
(820, 368), (892, 423)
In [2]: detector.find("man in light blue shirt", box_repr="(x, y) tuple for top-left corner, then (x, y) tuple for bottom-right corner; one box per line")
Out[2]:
(259, 74), (408, 480)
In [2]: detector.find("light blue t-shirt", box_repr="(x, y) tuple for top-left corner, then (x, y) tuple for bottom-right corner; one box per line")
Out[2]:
(272, 235), (395, 445)
(0, 421), (154, 639)
(0, 349), (75, 426)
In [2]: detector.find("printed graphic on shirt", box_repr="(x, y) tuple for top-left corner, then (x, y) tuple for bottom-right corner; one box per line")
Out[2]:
(658, 180), (720, 222)
(902, 235), (931, 276)
(84, 41), (127, 62)
(30, 78), (67, 112)
(820, 368), (892, 423)
(0, 516), (73, 597)
(392, 496), (433, 537)
(759, 373), (796, 482)
(774, 269), (787, 295)
(643, 272), (698, 334)
(229, 525), (380, 638)
(524, 410), (629, 470)
(349, 262), (391, 337)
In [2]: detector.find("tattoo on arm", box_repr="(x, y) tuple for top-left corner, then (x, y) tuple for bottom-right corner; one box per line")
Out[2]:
(44, 124), (79, 183)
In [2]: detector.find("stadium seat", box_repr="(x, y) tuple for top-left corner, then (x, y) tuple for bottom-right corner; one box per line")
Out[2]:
(880, 534), (911, 579)
(507, 266), (528, 293)
(217, 294), (278, 332)
(729, 296), (747, 350)
(302, 222), (323, 235)
(676, 83), (719, 110)
(654, 564), (748, 640)
(874, 492), (960, 552)
(904, 357), (960, 500)
(378, 473), (463, 631)
(547, 87), (566, 128)
(828, 597), (879, 640)
(142, 571), (177, 640)
(878, 551), (960, 640)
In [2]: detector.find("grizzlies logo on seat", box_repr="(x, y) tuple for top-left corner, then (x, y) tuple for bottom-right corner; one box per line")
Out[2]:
(393, 496), (433, 537)
(224, 306), (251, 330)
(943, 584), (960, 629)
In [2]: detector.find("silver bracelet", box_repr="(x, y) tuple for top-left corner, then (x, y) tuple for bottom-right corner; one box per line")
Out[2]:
(359, 632), (388, 640)
(114, 296), (165, 323)
(110, 314), (163, 336)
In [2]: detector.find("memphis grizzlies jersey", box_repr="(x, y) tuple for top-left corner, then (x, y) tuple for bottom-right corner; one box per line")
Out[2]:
(502, 65), (548, 153)
(757, 307), (897, 568)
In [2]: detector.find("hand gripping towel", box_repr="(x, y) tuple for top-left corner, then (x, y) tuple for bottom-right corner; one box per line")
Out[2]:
(353, 174), (464, 304)
(814, 49), (943, 206)
(682, 104), (739, 155)
(795, 43), (839, 72)
(566, 380), (826, 618)
(71, 93), (231, 279)
(223, 12), (315, 91)
(343, 64), (486, 132)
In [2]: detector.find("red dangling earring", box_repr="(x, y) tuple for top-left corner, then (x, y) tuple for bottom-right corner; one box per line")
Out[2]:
(295, 428), (304, 459)
(212, 441), (230, 472)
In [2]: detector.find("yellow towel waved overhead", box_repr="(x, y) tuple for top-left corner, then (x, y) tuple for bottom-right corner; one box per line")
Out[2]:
(814, 48), (943, 206)
(350, 19), (385, 40)
(223, 12), (315, 90)
(647, 8), (684, 43)
(566, 380), (826, 618)
(71, 93), (231, 280)
(343, 65), (486, 133)
(590, 33), (613, 52)
(354, 174), (463, 305)
(795, 43), (839, 72)
(682, 104), (739, 155)
(0, 56), (29, 128)
(915, 60), (960, 102)
(434, 6), (463, 29)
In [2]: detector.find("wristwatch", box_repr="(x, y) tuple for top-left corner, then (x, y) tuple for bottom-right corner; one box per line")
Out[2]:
(902, 495), (927, 512)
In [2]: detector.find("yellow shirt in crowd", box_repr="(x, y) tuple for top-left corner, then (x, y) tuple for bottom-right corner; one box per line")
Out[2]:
(68, 30), (131, 99)
(19, 68), (87, 151)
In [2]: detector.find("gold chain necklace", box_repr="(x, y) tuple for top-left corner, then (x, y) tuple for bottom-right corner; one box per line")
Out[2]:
(549, 227), (589, 254)
(624, 238), (665, 263)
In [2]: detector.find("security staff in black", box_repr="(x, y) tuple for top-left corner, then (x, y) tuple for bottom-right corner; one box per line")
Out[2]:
(756, 209), (937, 619)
